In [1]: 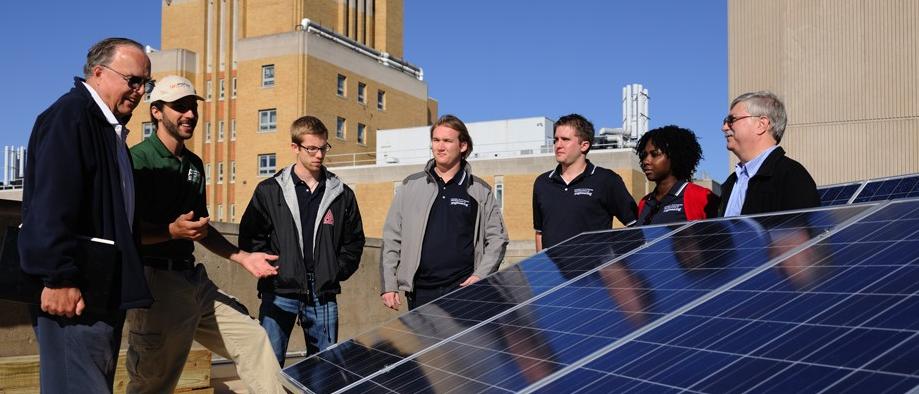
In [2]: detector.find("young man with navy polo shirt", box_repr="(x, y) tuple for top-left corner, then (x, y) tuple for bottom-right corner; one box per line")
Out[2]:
(533, 114), (638, 251)
(381, 115), (508, 311)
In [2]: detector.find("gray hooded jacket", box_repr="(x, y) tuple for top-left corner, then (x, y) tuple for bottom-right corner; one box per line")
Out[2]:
(380, 160), (509, 293)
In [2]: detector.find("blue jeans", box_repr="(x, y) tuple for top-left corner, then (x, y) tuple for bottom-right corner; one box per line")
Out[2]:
(258, 286), (338, 367)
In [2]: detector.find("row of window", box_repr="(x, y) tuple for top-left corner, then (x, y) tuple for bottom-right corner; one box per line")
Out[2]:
(337, 74), (385, 110)
(203, 161), (237, 184)
(143, 112), (367, 145)
(208, 203), (235, 222)
(204, 77), (237, 101)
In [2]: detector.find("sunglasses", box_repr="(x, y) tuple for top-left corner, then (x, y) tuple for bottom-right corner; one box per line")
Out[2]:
(100, 64), (155, 93)
(722, 114), (760, 129)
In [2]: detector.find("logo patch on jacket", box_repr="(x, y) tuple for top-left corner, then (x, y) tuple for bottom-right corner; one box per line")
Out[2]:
(187, 167), (201, 183)
(323, 210), (334, 225)
(663, 203), (684, 213)
(450, 197), (471, 207)
(573, 188), (594, 196)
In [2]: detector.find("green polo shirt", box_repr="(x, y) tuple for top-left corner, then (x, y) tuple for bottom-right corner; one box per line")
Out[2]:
(131, 133), (208, 259)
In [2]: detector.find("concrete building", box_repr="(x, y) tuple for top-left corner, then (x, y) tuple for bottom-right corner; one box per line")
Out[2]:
(126, 0), (435, 223)
(2, 146), (25, 188)
(728, 0), (919, 185)
(376, 116), (554, 165)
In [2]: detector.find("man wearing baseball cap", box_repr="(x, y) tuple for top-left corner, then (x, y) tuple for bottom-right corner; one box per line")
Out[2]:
(126, 75), (285, 393)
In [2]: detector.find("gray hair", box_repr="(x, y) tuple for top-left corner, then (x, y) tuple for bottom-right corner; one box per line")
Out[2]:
(83, 37), (145, 78)
(730, 91), (787, 143)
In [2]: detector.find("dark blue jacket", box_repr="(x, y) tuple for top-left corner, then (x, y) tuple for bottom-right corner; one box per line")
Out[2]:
(19, 78), (152, 310)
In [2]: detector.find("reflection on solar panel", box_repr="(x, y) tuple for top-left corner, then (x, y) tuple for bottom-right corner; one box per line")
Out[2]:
(852, 175), (919, 203)
(282, 200), (919, 393)
(817, 182), (862, 206)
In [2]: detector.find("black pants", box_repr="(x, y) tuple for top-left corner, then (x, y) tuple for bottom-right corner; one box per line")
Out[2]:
(406, 279), (464, 311)
(32, 307), (125, 393)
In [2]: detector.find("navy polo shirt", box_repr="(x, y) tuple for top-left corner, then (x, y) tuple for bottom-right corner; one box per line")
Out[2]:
(417, 168), (478, 288)
(637, 181), (689, 225)
(292, 169), (325, 273)
(533, 161), (637, 249)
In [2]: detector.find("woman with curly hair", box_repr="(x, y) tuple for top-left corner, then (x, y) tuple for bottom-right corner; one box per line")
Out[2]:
(635, 125), (719, 225)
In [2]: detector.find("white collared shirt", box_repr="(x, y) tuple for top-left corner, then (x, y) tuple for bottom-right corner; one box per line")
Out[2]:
(82, 82), (135, 229)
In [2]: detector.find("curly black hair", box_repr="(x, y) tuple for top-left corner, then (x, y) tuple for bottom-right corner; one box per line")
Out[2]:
(635, 125), (703, 180)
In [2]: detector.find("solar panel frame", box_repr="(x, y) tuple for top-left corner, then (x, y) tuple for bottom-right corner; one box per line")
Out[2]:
(852, 174), (919, 203)
(817, 181), (864, 206)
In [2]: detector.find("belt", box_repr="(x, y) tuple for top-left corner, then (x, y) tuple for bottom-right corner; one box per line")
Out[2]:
(143, 256), (195, 271)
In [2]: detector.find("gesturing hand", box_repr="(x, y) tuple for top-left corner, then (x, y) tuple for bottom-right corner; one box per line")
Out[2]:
(168, 211), (209, 241)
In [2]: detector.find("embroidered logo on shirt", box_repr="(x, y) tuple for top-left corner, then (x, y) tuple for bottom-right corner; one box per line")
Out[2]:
(187, 167), (201, 183)
(663, 203), (684, 213)
(450, 198), (471, 207)
(322, 210), (334, 225)
(573, 188), (594, 197)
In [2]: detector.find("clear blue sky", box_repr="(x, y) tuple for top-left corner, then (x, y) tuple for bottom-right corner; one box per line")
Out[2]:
(0, 1), (729, 180)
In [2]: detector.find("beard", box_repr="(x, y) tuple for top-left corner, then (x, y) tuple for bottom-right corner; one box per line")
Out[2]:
(163, 115), (194, 141)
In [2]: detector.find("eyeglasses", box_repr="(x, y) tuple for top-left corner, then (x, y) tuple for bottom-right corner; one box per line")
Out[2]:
(722, 114), (760, 129)
(100, 64), (155, 93)
(297, 143), (332, 155)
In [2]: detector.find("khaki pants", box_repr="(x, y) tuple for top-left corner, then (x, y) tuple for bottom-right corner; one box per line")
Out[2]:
(126, 265), (285, 394)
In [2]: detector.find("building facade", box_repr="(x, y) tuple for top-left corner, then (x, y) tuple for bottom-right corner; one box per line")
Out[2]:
(127, 0), (434, 223)
(728, 0), (919, 185)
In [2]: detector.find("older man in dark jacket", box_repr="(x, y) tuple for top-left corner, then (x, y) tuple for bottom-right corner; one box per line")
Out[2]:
(718, 91), (819, 216)
(18, 37), (154, 393)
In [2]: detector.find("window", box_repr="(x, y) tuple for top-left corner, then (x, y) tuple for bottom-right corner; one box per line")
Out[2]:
(259, 109), (277, 132)
(258, 154), (276, 176)
(217, 162), (224, 184)
(358, 82), (366, 104)
(357, 123), (366, 145)
(336, 117), (346, 139)
(206, 80), (213, 100)
(336, 74), (346, 96)
(494, 175), (505, 211)
(218, 121), (225, 141)
(230, 161), (236, 183)
(205, 163), (212, 184)
(230, 204), (236, 221)
(219, 79), (225, 100)
(262, 65), (275, 87)
(142, 122), (155, 138)
(205, 122), (212, 143)
(231, 77), (237, 98)
(231, 119), (237, 140)
(217, 204), (224, 221)
(377, 90), (385, 111)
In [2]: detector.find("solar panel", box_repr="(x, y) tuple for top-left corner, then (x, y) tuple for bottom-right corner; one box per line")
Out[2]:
(527, 199), (919, 393)
(280, 201), (915, 393)
(817, 182), (863, 206)
(852, 174), (919, 203)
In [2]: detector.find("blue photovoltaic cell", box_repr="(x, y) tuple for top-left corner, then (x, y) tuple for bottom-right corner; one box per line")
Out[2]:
(817, 182), (862, 206)
(544, 199), (919, 394)
(852, 175), (919, 203)
(282, 198), (919, 394)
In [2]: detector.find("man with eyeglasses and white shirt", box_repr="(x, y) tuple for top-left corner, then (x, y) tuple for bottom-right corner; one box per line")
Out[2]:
(240, 115), (365, 366)
(18, 37), (154, 393)
(718, 91), (819, 217)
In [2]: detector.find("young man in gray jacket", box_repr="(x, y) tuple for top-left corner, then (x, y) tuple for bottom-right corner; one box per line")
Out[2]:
(381, 114), (509, 311)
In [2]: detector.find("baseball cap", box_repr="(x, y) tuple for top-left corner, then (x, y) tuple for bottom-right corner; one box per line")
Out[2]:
(149, 75), (204, 103)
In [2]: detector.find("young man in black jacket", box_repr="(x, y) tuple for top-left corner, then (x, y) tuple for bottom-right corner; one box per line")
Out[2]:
(718, 91), (819, 216)
(239, 116), (365, 366)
